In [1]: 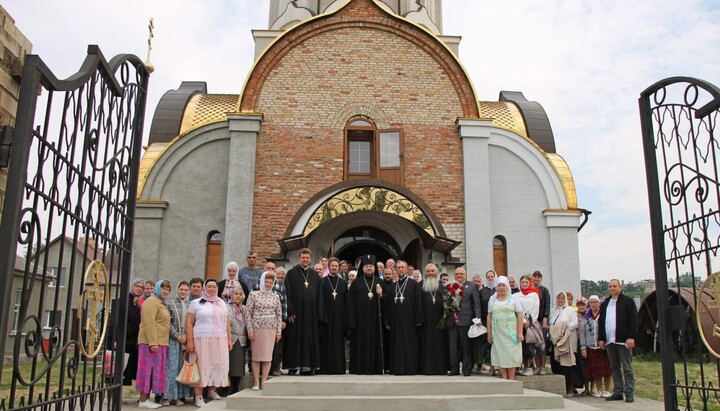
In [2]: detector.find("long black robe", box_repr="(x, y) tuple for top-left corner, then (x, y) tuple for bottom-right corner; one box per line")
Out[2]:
(419, 284), (449, 375)
(346, 274), (384, 374)
(318, 274), (348, 374)
(284, 264), (326, 372)
(381, 278), (394, 372)
(385, 276), (423, 375)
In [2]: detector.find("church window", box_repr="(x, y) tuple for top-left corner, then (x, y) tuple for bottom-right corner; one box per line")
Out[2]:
(493, 236), (508, 276)
(345, 118), (404, 185)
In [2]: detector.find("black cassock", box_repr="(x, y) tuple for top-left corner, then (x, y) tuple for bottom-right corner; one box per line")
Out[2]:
(346, 274), (384, 374)
(385, 276), (423, 375)
(284, 264), (326, 372)
(419, 284), (449, 375)
(381, 278), (394, 372)
(318, 274), (348, 374)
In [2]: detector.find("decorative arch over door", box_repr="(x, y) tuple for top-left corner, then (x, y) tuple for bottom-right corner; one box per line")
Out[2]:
(278, 179), (459, 256)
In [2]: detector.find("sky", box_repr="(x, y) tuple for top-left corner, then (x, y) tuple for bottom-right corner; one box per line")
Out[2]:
(3, 0), (719, 282)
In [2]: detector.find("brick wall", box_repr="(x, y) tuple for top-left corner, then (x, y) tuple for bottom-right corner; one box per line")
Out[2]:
(0, 6), (31, 224)
(248, 0), (470, 257)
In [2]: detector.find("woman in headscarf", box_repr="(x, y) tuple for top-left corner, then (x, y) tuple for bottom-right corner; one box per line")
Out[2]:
(162, 281), (193, 405)
(580, 295), (612, 398)
(122, 278), (144, 389)
(227, 287), (248, 394)
(219, 261), (246, 302)
(487, 276), (524, 380)
(549, 291), (579, 397)
(186, 279), (232, 407)
(136, 280), (172, 409)
(478, 270), (497, 375)
(515, 274), (540, 376)
(246, 271), (282, 391)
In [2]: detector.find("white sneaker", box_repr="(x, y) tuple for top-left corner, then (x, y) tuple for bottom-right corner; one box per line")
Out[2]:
(602, 391), (612, 398)
(592, 391), (603, 398)
(138, 400), (162, 409)
(521, 368), (535, 376)
(195, 398), (206, 407)
(207, 391), (221, 400)
(539, 368), (547, 375)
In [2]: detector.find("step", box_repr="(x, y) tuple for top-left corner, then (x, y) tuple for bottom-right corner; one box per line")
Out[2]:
(261, 375), (523, 396)
(227, 389), (566, 411)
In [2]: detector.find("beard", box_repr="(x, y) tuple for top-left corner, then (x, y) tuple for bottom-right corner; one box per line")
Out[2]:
(423, 276), (439, 293)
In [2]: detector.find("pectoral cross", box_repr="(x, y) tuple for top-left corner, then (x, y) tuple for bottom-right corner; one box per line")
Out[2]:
(332, 291), (337, 300)
(304, 281), (309, 288)
(432, 296), (436, 304)
(399, 295), (405, 304)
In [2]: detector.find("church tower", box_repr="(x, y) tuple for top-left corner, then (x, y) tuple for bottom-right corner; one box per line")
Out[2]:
(256, 0), (457, 58)
(268, 0), (443, 33)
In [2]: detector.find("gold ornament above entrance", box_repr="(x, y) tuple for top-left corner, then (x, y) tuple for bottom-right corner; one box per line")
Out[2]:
(304, 186), (435, 237)
(77, 259), (111, 359)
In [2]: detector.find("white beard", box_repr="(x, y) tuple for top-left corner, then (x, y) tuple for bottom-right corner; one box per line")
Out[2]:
(423, 276), (439, 293)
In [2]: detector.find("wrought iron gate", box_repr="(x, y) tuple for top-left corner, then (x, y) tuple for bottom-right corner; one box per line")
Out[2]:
(0, 46), (149, 410)
(641, 77), (720, 411)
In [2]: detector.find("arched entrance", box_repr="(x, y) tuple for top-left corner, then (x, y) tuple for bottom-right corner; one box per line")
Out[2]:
(277, 180), (462, 268)
(334, 226), (401, 268)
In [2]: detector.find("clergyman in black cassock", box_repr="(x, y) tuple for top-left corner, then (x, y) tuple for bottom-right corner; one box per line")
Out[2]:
(385, 261), (422, 375)
(418, 263), (449, 375)
(318, 258), (348, 374)
(284, 249), (327, 375)
(347, 255), (384, 374)
(381, 268), (394, 373)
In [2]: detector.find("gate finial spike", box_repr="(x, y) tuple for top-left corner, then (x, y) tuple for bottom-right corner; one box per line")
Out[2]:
(144, 17), (155, 73)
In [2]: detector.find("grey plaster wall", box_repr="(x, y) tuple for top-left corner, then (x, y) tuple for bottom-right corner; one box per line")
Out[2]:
(488, 144), (551, 275)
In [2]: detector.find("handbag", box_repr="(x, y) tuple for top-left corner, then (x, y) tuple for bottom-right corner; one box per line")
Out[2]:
(176, 351), (200, 387)
(525, 319), (545, 351)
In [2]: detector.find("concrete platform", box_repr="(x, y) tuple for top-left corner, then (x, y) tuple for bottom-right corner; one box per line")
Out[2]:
(225, 375), (565, 410)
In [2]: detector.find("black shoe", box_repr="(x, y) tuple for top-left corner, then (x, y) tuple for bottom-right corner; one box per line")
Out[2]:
(625, 393), (634, 403)
(463, 371), (471, 376)
(300, 370), (315, 376)
(287, 370), (297, 375)
(605, 393), (624, 401)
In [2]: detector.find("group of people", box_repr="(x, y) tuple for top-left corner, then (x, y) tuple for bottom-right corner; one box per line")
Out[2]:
(117, 249), (638, 407)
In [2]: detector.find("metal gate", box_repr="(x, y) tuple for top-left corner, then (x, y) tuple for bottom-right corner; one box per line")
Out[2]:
(0, 45), (149, 410)
(641, 77), (720, 411)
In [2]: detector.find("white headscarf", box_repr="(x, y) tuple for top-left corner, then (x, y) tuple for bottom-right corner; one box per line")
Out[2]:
(259, 271), (275, 293)
(224, 261), (239, 281)
(485, 270), (497, 289)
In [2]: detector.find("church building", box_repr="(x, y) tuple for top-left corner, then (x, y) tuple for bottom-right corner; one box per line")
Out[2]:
(133, 0), (584, 295)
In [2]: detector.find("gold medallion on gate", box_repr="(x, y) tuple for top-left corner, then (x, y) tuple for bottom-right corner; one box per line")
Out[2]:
(77, 259), (110, 359)
(697, 272), (720, 359)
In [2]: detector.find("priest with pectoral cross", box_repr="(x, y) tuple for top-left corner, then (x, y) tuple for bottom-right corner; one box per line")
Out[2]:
(384, 260), (423, 375)
(318, 257), (348, 374)
(284, 248), (327, 375)
(418, 263), (449, 375)
(346, 254), (385, 374)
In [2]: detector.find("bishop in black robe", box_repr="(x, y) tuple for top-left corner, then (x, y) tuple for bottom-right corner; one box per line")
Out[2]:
(346, 255), (384, 374)
(418, 264), (449, 375)
(385, 264), (423, 375)
(284, 252), (327, 374)
(318, 260), (348, 374)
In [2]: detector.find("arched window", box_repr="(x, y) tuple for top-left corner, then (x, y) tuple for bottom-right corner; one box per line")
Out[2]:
(493, 236), (507, 276)
(205, 231), (223, 280)
(344, 117), (404, 185)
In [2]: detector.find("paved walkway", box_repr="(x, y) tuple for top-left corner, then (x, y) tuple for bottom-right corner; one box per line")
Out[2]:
(120, 393), (664, 410)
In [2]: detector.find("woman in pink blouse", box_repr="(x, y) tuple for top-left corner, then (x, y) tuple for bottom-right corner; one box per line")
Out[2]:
(246, 271), (282, 390)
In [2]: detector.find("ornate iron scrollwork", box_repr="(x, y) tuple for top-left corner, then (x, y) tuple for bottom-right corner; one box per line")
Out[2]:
(303, 186), (435, 236)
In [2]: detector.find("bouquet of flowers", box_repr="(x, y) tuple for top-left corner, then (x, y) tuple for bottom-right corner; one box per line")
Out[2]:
(438, 281), (464, 328)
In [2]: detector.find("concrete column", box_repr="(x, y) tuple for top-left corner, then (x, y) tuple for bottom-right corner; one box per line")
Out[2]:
(224, 114), (263, 262)
(132, 201), (168, 278)
(544, 210), (582, 299)
(457, 119), (493, 274)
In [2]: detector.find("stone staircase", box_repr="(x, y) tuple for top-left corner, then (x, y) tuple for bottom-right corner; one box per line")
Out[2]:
(220, 375), (567, 411)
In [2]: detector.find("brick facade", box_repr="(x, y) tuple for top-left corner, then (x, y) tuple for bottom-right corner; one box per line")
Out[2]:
(245, 0), (471, 257)
(0, 6), (31, 224)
